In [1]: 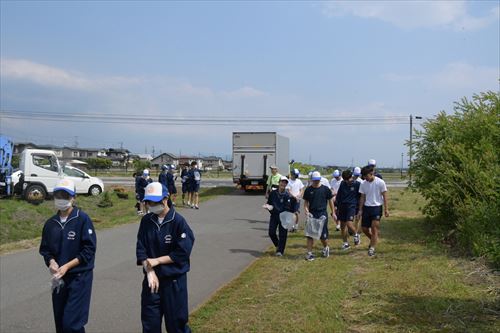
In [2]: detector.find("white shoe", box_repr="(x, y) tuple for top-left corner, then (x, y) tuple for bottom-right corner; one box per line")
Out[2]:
(322, 246), (330, 258)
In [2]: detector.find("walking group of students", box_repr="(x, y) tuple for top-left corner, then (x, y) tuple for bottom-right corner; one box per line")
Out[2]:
(40, 178), (194, 333)
(264, 159), (389, 261)
(135, 161), (202, 214)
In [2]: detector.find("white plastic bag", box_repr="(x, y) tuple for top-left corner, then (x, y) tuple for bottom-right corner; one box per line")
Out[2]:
(304, 215), (327, 240)
(51, 277), (65, 294)
(279, 211), (297, 230)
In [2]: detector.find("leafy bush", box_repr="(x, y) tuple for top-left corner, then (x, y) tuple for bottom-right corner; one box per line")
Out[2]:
(411, 91), (500, 267)
(86, 158), (112, 170)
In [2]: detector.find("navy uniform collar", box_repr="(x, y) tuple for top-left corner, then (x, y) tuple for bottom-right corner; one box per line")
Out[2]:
(51, 207), (80, 228)
(148, 208), (176, 229)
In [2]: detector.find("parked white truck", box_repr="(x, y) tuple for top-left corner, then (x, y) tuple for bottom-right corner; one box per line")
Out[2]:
(18, 149), (104, 203)
(232, 132), (290, 191)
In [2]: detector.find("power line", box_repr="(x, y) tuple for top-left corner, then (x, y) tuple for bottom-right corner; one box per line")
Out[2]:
(0, 109), (415, 126)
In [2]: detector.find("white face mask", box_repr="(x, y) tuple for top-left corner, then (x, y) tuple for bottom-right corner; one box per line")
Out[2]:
(55, 199), (72, 211)
(149, 204), (165, 215)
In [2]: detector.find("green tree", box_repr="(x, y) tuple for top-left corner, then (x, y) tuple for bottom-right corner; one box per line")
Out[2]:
(86, 158), (112, 170)
(133, 159), (151, 173)
(411, 91), (500, 267)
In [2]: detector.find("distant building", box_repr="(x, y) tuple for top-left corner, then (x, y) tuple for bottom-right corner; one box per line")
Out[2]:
(201, 156), (223, 171)
(151, 153), (179, 168)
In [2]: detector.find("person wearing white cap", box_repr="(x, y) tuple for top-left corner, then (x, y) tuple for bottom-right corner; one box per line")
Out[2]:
(136, 182), (195, 333)
(367, 159), (383, 179)
(265, 176), (297, 256)
(187, 161), (202, 209)
(265, 165), (282, 198)
(39, 178), (97, 333)
(136, 169), (153, 215)
(303, 171), (335, 261)
(286, 168), (304, 232)
(330, 169), (343, 231)
(358, 165), (389, 257)
(352, 167), (363, 235)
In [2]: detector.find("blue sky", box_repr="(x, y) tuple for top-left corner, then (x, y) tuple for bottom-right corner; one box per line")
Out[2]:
(1, 1), (499, 167)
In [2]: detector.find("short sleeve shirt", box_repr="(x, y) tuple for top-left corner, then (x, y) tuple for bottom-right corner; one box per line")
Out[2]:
(359, 177), (387, 206)
(303, 185), (333, 215)
(286, 179), (304, 197)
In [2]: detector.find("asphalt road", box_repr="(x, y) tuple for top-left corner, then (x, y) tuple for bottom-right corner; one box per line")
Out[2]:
(0, 191), (271, 333)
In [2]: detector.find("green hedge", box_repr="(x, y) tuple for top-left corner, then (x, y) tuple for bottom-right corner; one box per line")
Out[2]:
(411, 91), (500, 267)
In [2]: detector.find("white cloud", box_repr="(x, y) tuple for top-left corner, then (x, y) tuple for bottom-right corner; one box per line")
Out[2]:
(322, 1), (499, 31)
(382, 62), (499, 92)
(0, 58), (266, 102)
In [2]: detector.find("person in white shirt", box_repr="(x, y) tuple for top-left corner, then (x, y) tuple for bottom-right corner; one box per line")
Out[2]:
(358, 165), (389, 257)
(352, 166), (363, 235)
(330, 169), (342, 231)
(286, 168), (305, 232)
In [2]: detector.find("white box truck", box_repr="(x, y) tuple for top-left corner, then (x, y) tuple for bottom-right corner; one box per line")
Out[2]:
(232, 132), (290, 191)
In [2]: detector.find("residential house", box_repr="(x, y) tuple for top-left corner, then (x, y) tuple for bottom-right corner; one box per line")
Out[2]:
(151, 153), (179, 168)
(201, 156), (223, 171)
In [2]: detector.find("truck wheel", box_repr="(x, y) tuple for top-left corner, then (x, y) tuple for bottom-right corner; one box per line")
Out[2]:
(89, 185), (102, 196)
(25, 184), (46, 205)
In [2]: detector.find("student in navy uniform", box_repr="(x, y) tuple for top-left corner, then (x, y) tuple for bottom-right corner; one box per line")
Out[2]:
(335, 169), (361, 250)
(187, 161), (201, 209)
(303, 171), (335, 261)
(137, 169), (153, 215)
(352, 167), (363, 237)
(158, 165), (169, 188)
(265, 176), (297, 256)
(180, 165), (189, 206)
(136, 182), (195, 333)
(166, 165), (178, 206)
(358, 165), (389, 257)
(39, 178), (97, 333)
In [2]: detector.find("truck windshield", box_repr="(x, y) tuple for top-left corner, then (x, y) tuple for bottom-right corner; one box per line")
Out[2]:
(32, 154), (58, 172)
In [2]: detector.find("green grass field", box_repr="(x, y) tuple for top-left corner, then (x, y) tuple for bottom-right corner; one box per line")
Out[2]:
(0, 186), (234, 254)
(189, 188), (499, 333)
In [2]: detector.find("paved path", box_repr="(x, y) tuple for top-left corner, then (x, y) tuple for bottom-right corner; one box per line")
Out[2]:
(0, 191), (270, 333)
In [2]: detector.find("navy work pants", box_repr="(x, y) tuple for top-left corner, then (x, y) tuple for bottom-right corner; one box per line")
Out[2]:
(268, 214), (288, 254)
(52, 270), (93, 333)
(141, 273), (191, 333)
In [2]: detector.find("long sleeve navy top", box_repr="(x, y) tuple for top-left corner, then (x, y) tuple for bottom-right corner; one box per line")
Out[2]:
(334, 180), (361, 207)
(136, 208), (195, 278)
(39, 207), (97, 274)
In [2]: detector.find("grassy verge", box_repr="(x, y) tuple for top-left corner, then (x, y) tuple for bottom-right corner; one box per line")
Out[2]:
(190, 188), (499, 332)
(0, 186), (235, 254)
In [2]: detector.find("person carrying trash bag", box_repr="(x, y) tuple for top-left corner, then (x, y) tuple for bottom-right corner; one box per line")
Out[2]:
(303, 171), (335, 261)
(39, 178), (97, 333)
(263, 176), (297, 256)
(136, 182), (195, 333)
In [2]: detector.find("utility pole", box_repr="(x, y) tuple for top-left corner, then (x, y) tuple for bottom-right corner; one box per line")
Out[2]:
(409, 114), (422, 183)
(74, 136), (79, 148)
(401, 153), (404, 179)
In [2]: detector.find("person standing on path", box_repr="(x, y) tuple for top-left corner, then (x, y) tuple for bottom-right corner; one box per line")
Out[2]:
(136, 182), (195, 333)
(180, 164), (189, 206)
(330, 169), (343, 231)
(335, 169), (361, 250)
(286, 168), (304, 232)
(39, 178), (97, 333)
(266, 176), (297, 256)
(303, 171), (335, 261)
(358, 165), (389, 257)
(265, 165), (282, 198)
(187, 161), (201, 209)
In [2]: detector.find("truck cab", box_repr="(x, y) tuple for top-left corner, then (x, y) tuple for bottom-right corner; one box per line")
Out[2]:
(20, 149), (62, 203)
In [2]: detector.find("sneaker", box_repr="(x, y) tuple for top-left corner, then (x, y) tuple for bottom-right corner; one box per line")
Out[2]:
(275, 252), (283, 257)
(190, 204), (195, 209)
(336, 225), (341, 231)
(322, 246), (330, 258)
(341, 243), (350, 250)
(354, 234), (360, 246)
(194, 205), (199, 210)
(368, 247), (375, 257)
(290, 225), (297, 233)
(182, 201), (186, 205)
(305, 253), (315, 261)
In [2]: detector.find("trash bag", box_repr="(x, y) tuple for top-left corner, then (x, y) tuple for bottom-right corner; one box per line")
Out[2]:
(279, 211), (297, 230)
(304, 215), (327, 240)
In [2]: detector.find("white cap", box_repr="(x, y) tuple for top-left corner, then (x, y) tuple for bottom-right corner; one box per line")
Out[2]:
(143, 169), (150, 175)
(270, 165), (278, 169)
(353, 167), (361, 176)
(54, 178), (76, 196)
(279, 176), (289, 183)
(292, 168), (300, 176)
(368, 159), (376, 166)
(332, 169), (340, 177)
(311, 171), (321, 181)
(144, 182), (169, 202)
